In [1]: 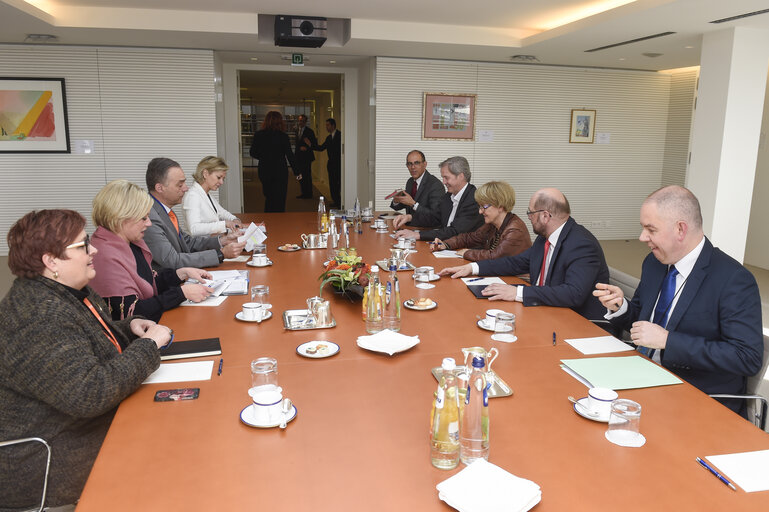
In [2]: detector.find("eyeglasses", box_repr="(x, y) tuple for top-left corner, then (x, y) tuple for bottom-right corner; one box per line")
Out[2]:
(406, 160), (423, 167)
(526, 209), (547, 217)
(66, 233), (90, 252)
(479, 204), (492, 211)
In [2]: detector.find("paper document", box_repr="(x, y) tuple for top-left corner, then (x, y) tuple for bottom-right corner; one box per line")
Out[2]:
(565, 336), (634, 355)
(180, 295), (228, 307)
(706, 450), (769, 492)
(142, 360), (214, 384)
(223, 255), (250, 262)
(207, 270), (243, 280)
(238, 222), (267, 251)
(560, 355), (683, 390)
(432, 250), (462, 258)
(461, 277), (506, 286)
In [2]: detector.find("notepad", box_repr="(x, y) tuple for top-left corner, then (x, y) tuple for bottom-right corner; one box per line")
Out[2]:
(565, 336), (634, 355)
(180, 295), (228, 307)
(142, 360), (214, 384)
(160, 338), (221, 361)
(560, 355), (683, 390)
(432, 250), (462, 258)
(706, 450), (769, 492)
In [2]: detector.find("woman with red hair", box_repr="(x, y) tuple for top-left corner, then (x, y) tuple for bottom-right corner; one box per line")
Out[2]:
(249, 110), (300, 212)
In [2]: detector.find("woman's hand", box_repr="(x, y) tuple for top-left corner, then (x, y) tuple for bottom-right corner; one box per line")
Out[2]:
(144, 324), (173, 349)
(429, 238), (446, 252)
(130, 318), (156, 337)
(181, 283), (214, 302)
(177, 267), (212, 282)
(456, 248), (468, 257)
(225, 219), (242, 231)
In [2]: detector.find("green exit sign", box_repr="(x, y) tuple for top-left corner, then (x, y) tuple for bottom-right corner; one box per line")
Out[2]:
(291, 53), (304, 66)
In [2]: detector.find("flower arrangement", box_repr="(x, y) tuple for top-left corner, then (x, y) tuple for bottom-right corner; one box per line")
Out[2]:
(319, 251), (370, 297)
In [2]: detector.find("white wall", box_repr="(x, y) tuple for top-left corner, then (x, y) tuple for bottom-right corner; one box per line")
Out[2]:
(0, 45), (217, 254)
(375, 57), (695, 239)
(745, 71), (769, 270)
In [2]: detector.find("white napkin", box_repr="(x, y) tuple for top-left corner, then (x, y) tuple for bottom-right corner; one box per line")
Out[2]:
(356, 329), (419, 356)
(436, 459), (542, 512)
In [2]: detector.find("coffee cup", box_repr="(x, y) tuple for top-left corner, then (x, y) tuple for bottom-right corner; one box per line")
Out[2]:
(252, 253), (268, 266)
(587, 387), (618, 417)
(422, 266), (435, 278)
(397, 237), (408, 248)
(485, 308), (506, 326)
(242, 302), (265, 321)
(374, 219), (387, 229)
(251, 387), (283, 424)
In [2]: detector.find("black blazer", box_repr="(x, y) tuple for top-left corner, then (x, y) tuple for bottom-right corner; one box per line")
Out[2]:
(314, 131), (341, 169)
(390, 170), (445, 217)
(250, 130), (298, 175)
(478, 217), (610, 320)
(412, 183), (484, 241)
(295, 126), (316, 165)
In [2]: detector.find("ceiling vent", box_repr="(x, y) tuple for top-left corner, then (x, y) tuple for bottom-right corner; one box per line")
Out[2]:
(585, 31), (675, 52)
(642, 52), (663, 58)
(274, 15), (327, 48)
(710, 8), (769, 23)
(510, 55), (539, 63)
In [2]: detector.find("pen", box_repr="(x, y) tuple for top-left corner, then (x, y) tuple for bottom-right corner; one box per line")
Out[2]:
(467, 277), (484, 282)
(218, 358), (223, 376)
(696, 457), (736, 491)
(553, 332), (556, 346)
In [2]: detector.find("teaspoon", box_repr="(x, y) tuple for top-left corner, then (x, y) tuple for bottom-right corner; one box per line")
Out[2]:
(279, 398), (293, 429)
(567, 395), (598, 417)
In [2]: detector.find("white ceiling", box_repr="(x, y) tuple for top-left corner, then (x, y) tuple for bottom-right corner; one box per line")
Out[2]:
(1, 0), (769, 71)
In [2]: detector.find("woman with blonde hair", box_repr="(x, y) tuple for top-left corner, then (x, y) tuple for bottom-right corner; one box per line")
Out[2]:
(430, 181), (531, 261)
(90, 179), (213, 322)
(182, 156), (242, 236)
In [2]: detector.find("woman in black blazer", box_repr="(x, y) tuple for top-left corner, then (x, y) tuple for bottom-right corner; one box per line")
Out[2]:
(249, 111), (299, 212)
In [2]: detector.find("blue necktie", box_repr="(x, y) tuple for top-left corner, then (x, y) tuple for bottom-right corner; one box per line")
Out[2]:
(639, 265), (679, 357)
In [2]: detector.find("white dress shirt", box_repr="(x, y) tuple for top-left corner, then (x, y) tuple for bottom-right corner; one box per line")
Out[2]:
(447, 183), (468, 227)
(412, 172), (425, 211)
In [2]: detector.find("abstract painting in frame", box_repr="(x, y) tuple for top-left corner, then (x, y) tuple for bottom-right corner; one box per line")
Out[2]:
(0, 77), (71, 153)
(423, 92), (476, 140)
(569, 109), (595, 144)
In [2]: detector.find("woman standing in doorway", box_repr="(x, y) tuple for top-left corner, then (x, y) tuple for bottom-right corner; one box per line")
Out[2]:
(249, 111), (300, 212)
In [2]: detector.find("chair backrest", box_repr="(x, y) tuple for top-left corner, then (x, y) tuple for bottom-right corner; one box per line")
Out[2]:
(746, 330), (769, 432)
(608, 267), (640, 299)
(0, 437), (51, 512)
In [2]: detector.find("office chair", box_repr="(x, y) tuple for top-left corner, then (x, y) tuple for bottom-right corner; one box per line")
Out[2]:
(0, 437), (51, 512)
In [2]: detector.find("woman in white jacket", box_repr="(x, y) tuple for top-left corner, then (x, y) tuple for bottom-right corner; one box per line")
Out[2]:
(182, 156), (242, 236)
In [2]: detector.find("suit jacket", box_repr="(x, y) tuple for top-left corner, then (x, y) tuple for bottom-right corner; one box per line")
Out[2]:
(181, 181), (237, 236)
(295, 125), (317, 166)
(144, 198), (221, 270)
(443, 212), (532, 262)
(609, 238), (763, 412)
(250, 130), (298, 176)
(390, 170), (445, 217)
(411, 183), (484, 241)
(477, 217), (609, 320)
(314, 130), (341, 169)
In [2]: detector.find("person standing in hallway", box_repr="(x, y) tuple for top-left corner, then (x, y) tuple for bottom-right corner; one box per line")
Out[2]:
(294, 114), (317, 199)
(249, 111), (301, 212)
(308, 118), (341, 208)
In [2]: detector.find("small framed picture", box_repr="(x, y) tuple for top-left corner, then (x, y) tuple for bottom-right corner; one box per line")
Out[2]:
(0, 77), (71, 153)
(569, 109), (596, 144)
(422, 92), (476, 140)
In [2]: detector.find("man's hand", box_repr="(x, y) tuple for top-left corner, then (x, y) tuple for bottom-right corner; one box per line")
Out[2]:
(129, 318), (156, 337)
(394, 229), (419, 240)
(393, 191), (415, 207)
(221, 241), (246, 259)
(181, 283), (214, 302)
(438, 264), (472, 278)
(392, 214), (412, 230)
(176, 267), (213, 282)
(593, 283), (624, 312)
(303, 137), (311, 145)
(630, 321), (668, 349)
(482, 283), (518, 302)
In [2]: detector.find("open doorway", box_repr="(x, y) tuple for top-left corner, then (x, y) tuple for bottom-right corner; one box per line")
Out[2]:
(239, 70), (342, 212)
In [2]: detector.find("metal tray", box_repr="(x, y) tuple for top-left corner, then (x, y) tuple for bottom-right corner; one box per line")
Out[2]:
(283, 309), (337, 330)
(376, 260), (415, 271)
(302, 242), (327, 250)
(430, 366), (513, 398)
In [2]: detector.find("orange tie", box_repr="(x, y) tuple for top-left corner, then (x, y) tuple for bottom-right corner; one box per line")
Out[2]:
(83, 298), (122, 353)
(168, 209), (180, 233)
(538, 240), (551, 286)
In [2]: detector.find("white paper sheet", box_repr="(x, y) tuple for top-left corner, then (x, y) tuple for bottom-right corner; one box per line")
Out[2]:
(432, 250), (462, 258)
(565, 335), (634, 355)
(461, 277), (506, 286)
(238, 222), (267, 251)
(142, 360), (214, 384)
(706, 450), (769, 492)
(223, 255), (250, 262)
(207, 270), (244, 280)
(180, 295), (228, 307)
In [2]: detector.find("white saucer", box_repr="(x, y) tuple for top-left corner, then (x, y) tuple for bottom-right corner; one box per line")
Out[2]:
(476, 319), (513, 332)
(247, 259), (273, 267)
(411, 274), (440, 282)
(240, 403), (297, 428)
(415, 283), (435, 290)
(573, 397), (610, 422)
(403, 299), (437, 311)
(491, 334), (517, 343)
(235, 310), (273, 322)
(297, 341), (340, 358)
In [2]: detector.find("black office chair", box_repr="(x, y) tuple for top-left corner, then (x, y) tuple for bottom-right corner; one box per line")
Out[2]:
(0, 437), (51, 512)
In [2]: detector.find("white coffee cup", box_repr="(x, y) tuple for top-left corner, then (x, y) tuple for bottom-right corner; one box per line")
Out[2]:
(242, 302), (265, 321)
(587, 387), (618, 417)
(397, 238), (408, 248)
(250, 387), (283, 424)
(252, 253), (268, 266)
(485, 308), (506, 326)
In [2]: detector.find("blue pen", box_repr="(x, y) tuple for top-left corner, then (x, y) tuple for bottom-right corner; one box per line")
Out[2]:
(696, 457), (736, 491)
(217, 358), (223, 376)
(467, 277), (484, 282)
(553, 332), (556, 346)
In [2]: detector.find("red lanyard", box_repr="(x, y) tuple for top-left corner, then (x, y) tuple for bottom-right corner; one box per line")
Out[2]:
(83, 298), (122, 353)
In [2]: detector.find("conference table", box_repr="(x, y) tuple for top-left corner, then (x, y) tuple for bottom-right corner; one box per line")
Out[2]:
(77, 212), (769, 511)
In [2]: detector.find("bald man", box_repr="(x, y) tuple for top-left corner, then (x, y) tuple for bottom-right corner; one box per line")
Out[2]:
(440, 187), (609, 320)
(594, 186), (762, 416)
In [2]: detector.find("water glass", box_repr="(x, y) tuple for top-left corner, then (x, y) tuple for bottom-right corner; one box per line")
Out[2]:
(605, 399), (644, 447)
(414, 267), (431, 283)
(494, 312), (515, 333)
(251, 285), (269, 305)
(250, 356), (278, 391)
(253, 243), (267, 255)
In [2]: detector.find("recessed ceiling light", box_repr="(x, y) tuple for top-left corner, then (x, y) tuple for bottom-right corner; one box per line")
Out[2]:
(684, 45), (694, 49)
(329, 60), (336, 64)
(619, 57), (626, 61)
(250, 57), (259, 61)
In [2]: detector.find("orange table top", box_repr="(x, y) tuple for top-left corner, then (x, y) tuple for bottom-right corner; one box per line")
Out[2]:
(77, 212), (769, 511)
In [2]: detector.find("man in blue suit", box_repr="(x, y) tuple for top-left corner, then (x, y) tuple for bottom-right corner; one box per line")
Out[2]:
(440, 187), (609, 320)
(595, 186), (763, 416)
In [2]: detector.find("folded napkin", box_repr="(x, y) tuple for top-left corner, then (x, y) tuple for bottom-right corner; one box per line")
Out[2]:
(356, 329), (419, 356)
(436, 459), (542, 512)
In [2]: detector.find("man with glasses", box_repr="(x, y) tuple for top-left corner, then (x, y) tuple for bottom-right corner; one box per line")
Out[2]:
(389, 150), (444, 221)
(440, 187), (609, 321)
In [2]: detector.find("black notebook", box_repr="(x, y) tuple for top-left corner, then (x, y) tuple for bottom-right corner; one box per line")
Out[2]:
(467, 285), (490, 299)
(160, 338), (222, 361)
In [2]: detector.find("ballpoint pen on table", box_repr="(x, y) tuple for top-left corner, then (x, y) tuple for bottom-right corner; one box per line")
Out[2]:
(467, 277), (484, 282)
(696, 457), (736, 491)
(218, 358), (223, 376)
(553, 332), (556, 346)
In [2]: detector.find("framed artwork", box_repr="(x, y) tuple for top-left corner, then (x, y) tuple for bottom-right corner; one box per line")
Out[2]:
(569, 109), (596, 144)
(422, 92), (476, 140)
(0, 77), (71, 153)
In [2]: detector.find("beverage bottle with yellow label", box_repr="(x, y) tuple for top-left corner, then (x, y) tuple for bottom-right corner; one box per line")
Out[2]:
(431, 357), (460, 469)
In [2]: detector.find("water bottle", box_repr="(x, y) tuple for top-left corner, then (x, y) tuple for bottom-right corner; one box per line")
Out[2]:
(317, 196), (327, 233)
(365, 265), (383, 333)
(326, 214), (338, 260)
(382, 260), (400, 332)
(460, 356), (489, 465)
(431, 358), (460, 469)
(341, 215), (350, 249)
(354, 197), (362, 234)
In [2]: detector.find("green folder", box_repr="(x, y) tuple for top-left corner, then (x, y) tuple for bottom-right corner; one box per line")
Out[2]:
(560, 355), (683, 390)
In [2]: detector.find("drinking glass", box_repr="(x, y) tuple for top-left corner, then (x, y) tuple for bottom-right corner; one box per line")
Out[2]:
(605, 399), (644, 447)
(253, 243), (267, 255)
(251, 285), (269, 305)
(250, 357), (278, 391)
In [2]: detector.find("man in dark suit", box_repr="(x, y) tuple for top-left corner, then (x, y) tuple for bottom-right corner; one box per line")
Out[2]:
(309, 118), (341, 208)
(393, 156), (484, 241)
(440, 187), (609, 320)
(294, 114), (316, 199)
(595, 186), (763, 415)
(144, 157), (245, 270)
(389, 150), (444, 219)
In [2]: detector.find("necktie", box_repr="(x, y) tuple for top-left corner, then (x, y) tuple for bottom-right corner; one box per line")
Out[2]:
(639, 265), (679, 357)
(168, 209), (180, 233)
(410, 180), (417, 198)
(538, 240), (551, 286)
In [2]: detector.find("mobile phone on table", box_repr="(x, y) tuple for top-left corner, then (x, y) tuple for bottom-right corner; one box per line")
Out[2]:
(154, 388), (200, 402)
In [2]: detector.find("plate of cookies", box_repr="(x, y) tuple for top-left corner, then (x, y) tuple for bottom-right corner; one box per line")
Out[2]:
(403, 298), (437, 311)
(278, 243), (301, 252)
(296, 341), (340, 358)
